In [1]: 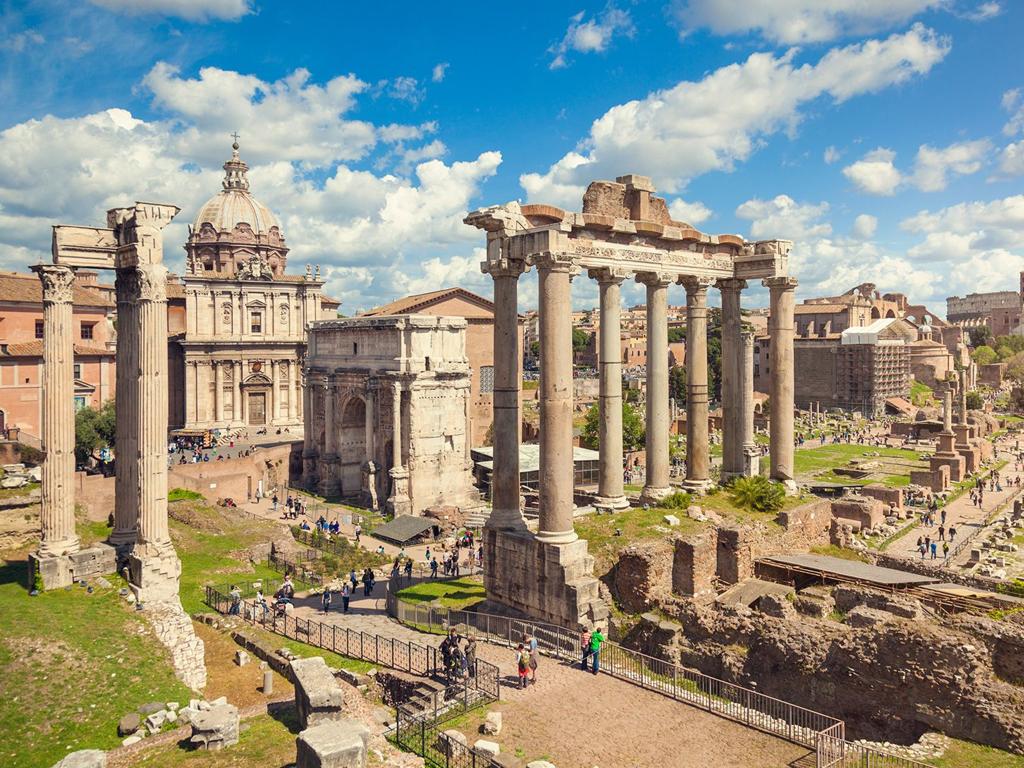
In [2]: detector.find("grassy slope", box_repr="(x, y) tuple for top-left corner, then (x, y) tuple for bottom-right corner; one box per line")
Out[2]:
(575, 505), (705, 574)
(930, 739), (1024, 767)
(396, 577), (486, 609)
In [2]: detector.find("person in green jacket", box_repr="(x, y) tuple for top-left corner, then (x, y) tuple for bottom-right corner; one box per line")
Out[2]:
(589, 627), (605, 675)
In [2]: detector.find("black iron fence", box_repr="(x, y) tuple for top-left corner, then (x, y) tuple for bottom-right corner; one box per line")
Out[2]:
(395, 699), (503, 768)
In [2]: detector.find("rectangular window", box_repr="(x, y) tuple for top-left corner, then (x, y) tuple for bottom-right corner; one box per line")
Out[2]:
(73, 363), (82, 379)
(35, 320), (44, 339)
(480, 365), (494, 394)
(74, 396), (86, 411)
(80, 322), (94, 340)
(250, 312), (262, 334)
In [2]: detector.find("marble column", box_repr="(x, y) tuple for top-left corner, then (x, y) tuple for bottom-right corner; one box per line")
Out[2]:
(135, 264), (172, 552)
(718, 278), (746, 480)
(34, 265), (79, 557)
(484, 259), (527, 530)
(739, 330), (757, 476)
(288, 361), (298, 421)
(324, 380), (337, 456)
(270, 360), (279, 423)
(591, 268), (629, 511)
(388, 378), (411, 515)
(638, 272), (673, 501)
(943, 387), (953, 433)
(959, 368), (969, 426)
(233, 361), (243, 423)
(214, 362), (225, 423)
(682, 276), (714, 492)
(537, 252), (578, 544)
(111, 269), (139, 547)
(764, 276), (798, 490)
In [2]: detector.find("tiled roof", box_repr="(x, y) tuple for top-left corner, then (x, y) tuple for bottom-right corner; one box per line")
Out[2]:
(0, 271), (114, 308)
(1, 341), (113, 357)
(795, 303), (848, 313)
(360, 287), (494, 317)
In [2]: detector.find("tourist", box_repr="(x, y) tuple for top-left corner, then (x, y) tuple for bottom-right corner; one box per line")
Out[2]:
(930, 541), (938, 560)
(440, 629), (458, 681)
(430, 557), (438, 579)
(229, 584), (241, 615)
(404, 559), (413, 582)
(341, 581), (351, 614)
(938, 525), (945, 542)
(949, 526), (957, 542)
(321, 587), (332, 614)
(465, 635), (477, 678)
(524, 631), (539, 684)
(354, 523), (361, 543)
(943, 541), (950, 559)
(589, 626), (605, 675)
(272, 494), (279, 512)
(350, 568), (358, 592)
(255, 589), (268, 619)
(580, 628), (592, 670)
(452, 555), (461, 578)
(516, 643), (530, 689)
(918, 542), (926, 559)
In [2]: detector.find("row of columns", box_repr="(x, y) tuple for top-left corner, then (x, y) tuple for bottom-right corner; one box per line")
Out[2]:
(485, 254), (798, 545)
(187, 358), (302, 426)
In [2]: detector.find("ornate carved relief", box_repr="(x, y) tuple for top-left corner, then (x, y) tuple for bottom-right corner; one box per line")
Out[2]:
(37, 265), (75, 304)
(136, 264), (168, 302)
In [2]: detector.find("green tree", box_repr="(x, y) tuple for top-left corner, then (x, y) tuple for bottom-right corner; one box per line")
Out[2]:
(581, 401), (645, 451)
(1006, 352), (1024, 383)
(75, 399), (116, 465)
(667, 327), (686, 344)
(571, 327), (591, 353)
(529, 340), (540, 359)
(669, 366), (687, 405)
(997, 345), (1015, 362)
(968, 326), (993, 348)
(966, 391), (984, 410)
(972, 345), (998, 366)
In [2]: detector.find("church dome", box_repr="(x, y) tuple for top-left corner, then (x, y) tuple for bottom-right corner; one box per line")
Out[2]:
(192, 141), (281, 237)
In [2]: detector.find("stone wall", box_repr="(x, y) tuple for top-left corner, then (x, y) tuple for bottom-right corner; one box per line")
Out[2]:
(169, 442), (296, 503)
(0, 489), (40, 550)
(672, 530), (717, 599)
(609, 539), (673, 613)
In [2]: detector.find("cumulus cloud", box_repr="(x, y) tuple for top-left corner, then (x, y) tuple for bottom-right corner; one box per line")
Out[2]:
(522, 25), (949, 207)
(843, 139), (990, 195)
(852, 213), (878, 238)
(842, 147), (902, 195)
(0, 64), (503, 313)
(88, 0), (251, 22)
(670, 0), (944, 44)
(998, 141), (1024, 177)
(549, 6), (635, 69)
(736, 195), (832, 241)
(668, 198), (713, 225)
(431, 63), (449, 83)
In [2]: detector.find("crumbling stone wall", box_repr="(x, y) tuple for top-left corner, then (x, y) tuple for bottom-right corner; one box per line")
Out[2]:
(672, 530), (717, 599)
(609, 539), (673, 613)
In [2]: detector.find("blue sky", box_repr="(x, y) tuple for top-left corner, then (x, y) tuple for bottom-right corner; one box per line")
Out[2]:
(1, 0), (1022, 313)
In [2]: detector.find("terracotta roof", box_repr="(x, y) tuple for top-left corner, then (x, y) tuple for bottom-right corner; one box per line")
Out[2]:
(795, 303), (848, 313)
(360, 287), (495, 317)
(1, 341), (113, 357)
(0, 271), (114, 308)
(165, 275), (185, 299)
(321, 295), (342, 308)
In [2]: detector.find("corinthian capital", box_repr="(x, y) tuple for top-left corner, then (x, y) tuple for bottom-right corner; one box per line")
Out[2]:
(635, 270), (673, 288)
(532, 252), (579, 276)
(481, 258), (526, 280)
(136, 264), (169, 302)
(34, 264), (75, 305)
(679, 275), (716, 296)
(762, 275), (799, 291)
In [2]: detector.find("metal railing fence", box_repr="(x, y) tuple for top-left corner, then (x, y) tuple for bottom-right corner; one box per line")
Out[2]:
(395, 700), (502, 768)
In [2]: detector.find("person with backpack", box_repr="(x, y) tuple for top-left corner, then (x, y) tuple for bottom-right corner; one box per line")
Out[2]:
(340, 581), (351, 614)
(516, 643), (530, 689)
(321, 586), (332, 614)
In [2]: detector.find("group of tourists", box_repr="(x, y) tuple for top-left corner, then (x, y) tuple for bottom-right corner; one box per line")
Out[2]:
(440, 628), (478, 682)
(280, 495), (309, 520)
(579, 626), (605, 675)
(318, 567), (377, 614)
(514, 632), (539, 688)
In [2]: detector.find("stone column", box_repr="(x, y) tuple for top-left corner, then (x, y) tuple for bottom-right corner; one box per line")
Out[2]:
(764, 276), (798, 490)
(637, 272), (673, 501)
(537, 252), (578, 544)
(288, 361), (298, 421)
(233, 361), (243, 423)
(34, 265), (79, 557)
(943, 387), (953, 433)
(135, 264), (172, 552)
(214, 362), (225, 423)
(591, 268), (629, 511)
(270, 360), (279, 423)
(718, 279), (746, 480)
(681, 276), (715, 492)
(959, 368), (969, 426)
(388, 379), (411, 515)
(484, 259), (527, 530)
(739, 330), (757, 476)
(111, 269), (138, 547)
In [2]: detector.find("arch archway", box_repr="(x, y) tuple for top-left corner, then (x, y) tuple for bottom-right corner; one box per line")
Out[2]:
(870, 307), (881, 319)
(885, 309), (896, 318)
(339, 396), (367, 495)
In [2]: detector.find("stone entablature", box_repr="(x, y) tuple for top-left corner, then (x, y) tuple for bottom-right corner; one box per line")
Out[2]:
(303, 315), (477, 513)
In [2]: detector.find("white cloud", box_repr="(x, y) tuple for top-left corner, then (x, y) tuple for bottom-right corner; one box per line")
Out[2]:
(431, 63), (449, 83)
(852, 213), (878, 238)
(668, 198), (713, 225)
(0, 30), (45, 52)
(902, 195), (1024, 251)
(670, 0), (944, 44)
(842, 147), (903, 195)
(523, 25), (949, 207)
(824, 145), (841, 164)
(736, 195), (832, 241)
(1002, 88), (1024, 136)
(0, 64), (503, 314)
(997, 141), (1024, 176)
(384, 76), (425, 107)
(549, 6), (635, 69)
(962, 2), (1002, 22)
(88, 0), (251, 22)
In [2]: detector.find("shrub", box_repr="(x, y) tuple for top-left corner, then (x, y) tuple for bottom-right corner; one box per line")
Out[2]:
(168, 488), (204, 502)
(728, 475), (785, 514)
(659, 491), (691, 510)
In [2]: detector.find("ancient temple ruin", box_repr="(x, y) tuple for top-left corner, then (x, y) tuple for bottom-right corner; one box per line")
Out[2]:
(465, 175), (797, 628)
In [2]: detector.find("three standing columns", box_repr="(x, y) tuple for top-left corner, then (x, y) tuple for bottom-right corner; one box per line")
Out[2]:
(591, 268), (629, 511)
(765, 276), (798, 489)
(485, 259), (527, 530)
(536, 253), (578, 544)
(638, 272), (672, 502)
(681, 276), (714, 492)
(34, 265), (80, 557)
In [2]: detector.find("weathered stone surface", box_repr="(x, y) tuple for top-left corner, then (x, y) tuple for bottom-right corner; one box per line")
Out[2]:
(296, 720), (370, 768)
(235, 650), (250, 666)
(189, 703), (239, 751)
(526, 762), (558, 768)
(292, 656), (346, 729)
(482, 711), (502, 735)
(845, 606), (894, 628)
(474, 739), (500, 758)
(51, 750), (106, 768)
(833, 585), (922, 620)
(435, 729), (468, 758)
(610, 539), (673, 613)
(138, 701), (164, 716)
(117, 712), (141, 736)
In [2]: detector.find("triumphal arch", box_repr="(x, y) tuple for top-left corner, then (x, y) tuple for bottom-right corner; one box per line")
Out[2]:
(466, 174), (796, 628)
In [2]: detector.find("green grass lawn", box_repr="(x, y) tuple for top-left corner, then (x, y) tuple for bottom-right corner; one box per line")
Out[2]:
(0, 561), (191, 768)
(928, 738), (1024, 767)
(576, 505), (705, 573)
(395, 577), (486, 610)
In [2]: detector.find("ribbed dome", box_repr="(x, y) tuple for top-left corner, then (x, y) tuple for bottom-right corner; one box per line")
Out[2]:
(192, 141), (281, 237)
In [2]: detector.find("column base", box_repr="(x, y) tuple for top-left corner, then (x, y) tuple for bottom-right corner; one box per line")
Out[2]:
(387, 467), (412, 516)
(536, 528), (579, 544)
(482, 528), (608, 630)
(30, 543), (117, 591)
(680, 479), (713, 495)
(485, 507), (529, 532)
(640, 485), (673, 504)
(592, 494), (630, 513)
(38, 535), (81, 559)
(128, 546), (183, 605)
(770, 477), (799, 495)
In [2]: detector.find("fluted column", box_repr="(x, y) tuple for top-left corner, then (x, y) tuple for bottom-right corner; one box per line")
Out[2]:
(484, 259), (527, 530)
(718, 278), (746, 480)
(765, 276), (798, 489)
(637, 272), (672, 501)
(591, 268), (629, 511)
(214, 361), (225, 423)
(682, 276), (714, 492)
(233, 361), (242, 423)
(270, 360), (279, 423)
(111, 269), (139, 546)
(288, 361), (298, 421)
(34, 265), (79, 556)
(387, 378), (411, 515)
(135, 264), (171, 551)
(324, 380), (337, 457)
(537, 252), (578, 544)
(739, 330), (757, 476)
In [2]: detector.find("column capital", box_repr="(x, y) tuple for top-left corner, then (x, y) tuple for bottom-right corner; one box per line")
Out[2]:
(532, 251), (579, 276)
(481, 258), (526, 280)
(34, 264), (75, 305)
(740, 329), (756, 344)
(635, 270), (673, 288)
(762, 275), (799, 291)
(136, 264), (169, 302)
(588, 267), (628, 285)
(716, 277), (748, 292)
(679, 275), (716, 294)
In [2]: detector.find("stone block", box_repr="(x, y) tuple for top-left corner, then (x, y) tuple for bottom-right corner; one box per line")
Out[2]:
(830, 496), (885, 531)
(474, 739), (500, 758)
(846, 606), (893, 628)
(51, 750), (106, 768)
(296, 720), (370, 768)
(611, 539), (672, 613)
(672, 530), (717, 599)
(138, 701), (165, 716)
(435, 729), (468, 758)
(482, 711), (503, 735)
(118, 712), (141, 736)
(663, 514), (680, 526)
(527, 762), (558, 768)
(189, 703), (239, 751)
(859, 485), (903, 514)
(31, 552), (73, 590)
(235, 650), (250, 666)
(144, 711), (167, 730)
(292, 656), (346, 730)
(492, 755), (524, 768)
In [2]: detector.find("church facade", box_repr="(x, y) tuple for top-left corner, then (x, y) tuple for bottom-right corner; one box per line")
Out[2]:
(169, 142), (338, 432)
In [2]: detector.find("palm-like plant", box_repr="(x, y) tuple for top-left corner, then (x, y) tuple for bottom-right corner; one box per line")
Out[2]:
(729, 475), (785, 514)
